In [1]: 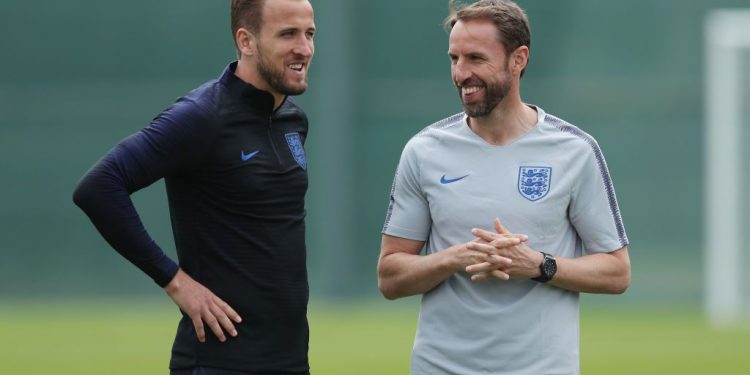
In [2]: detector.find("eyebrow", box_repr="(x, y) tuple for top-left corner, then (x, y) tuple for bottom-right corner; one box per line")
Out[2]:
(277, 25), (316, 34)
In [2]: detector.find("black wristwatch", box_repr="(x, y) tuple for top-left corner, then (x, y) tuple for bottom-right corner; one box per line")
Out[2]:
(532, 252), (557, 283)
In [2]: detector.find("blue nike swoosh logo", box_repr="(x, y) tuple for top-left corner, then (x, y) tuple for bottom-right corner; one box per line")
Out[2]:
(440, 174), (469, 184)
(241, 150), (259, 161)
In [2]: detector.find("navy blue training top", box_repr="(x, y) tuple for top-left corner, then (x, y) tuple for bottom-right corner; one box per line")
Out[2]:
(73, 62), (310, 374)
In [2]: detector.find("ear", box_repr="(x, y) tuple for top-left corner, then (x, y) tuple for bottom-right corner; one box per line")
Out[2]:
(509, 46), (529, 76)
(236, 28), (256, 58)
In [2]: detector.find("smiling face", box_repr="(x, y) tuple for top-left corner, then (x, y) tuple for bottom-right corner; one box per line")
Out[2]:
(236, 0), (315, 100)
(255, 0), (315, 97)
(448, 19), (513, 118)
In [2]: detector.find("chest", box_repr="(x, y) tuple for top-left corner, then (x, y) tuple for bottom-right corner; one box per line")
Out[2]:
(420, 148), (573, 238)
(196, 114), (308, 204)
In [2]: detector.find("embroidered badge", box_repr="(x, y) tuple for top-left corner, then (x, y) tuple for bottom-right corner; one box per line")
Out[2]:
(285, 132), (307, 170)
(518, 166), (551, 201)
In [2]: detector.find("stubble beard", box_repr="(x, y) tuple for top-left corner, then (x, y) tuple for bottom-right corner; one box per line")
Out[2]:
(257, 44), (308, 96)
(459, 73), (512, 118)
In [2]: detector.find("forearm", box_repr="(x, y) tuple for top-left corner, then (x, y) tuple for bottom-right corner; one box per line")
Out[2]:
(377, 246), (458, 300)
(548, 248), (630, 294)
(73, 151), (178, 287)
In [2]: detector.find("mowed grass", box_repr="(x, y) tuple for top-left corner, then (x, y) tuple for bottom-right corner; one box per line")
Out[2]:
(1, 300), (749, 374)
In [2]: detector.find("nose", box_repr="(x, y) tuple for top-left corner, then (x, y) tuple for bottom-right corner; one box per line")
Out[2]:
(294, 37), (314, 58)
(452, 60), (470, 85)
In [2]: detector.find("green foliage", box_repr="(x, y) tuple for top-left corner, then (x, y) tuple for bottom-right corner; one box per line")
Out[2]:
(1, 301), (749, 374)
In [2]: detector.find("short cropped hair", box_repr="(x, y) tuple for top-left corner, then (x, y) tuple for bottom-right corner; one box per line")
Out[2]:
(445, 0), (531, 76)
(231, 0), (265, 38)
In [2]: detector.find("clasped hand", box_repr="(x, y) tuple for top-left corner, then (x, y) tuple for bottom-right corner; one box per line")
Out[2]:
(462, 218), (539, 282)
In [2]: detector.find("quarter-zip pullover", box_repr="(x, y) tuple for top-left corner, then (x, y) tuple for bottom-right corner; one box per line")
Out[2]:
(74, 62), (310, 374)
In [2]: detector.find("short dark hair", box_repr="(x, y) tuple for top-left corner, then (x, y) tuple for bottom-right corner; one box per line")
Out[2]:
(445, 0), (531, 76)
(231, 0), (265, 38)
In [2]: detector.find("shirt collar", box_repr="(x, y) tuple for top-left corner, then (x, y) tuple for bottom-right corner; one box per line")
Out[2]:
(219, 61), (276, 113)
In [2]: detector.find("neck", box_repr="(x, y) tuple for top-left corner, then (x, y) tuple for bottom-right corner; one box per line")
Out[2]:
(235, 58), (286, 110)
(468, 93), (537, 146)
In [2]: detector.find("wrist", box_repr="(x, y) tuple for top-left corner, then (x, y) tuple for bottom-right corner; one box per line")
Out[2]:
(443, 244), (466, 273)
(164, 269), (184, 293)
(532, 251), (544, 278)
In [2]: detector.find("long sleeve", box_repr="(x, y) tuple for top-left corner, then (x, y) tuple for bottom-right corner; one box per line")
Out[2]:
(73, 98), (216, 287)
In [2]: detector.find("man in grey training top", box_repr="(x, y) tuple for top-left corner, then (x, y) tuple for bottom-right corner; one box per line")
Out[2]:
(377, 1), (631, 374)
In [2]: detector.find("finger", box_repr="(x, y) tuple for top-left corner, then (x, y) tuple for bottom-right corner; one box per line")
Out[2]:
(214, 296), (242, 324)
(494, 218), (510, 234)
(473, 228), (525, 244)
(471, 228), (497, 242)
(470, 269), (510, 282)
(191, 315), (206, 343)
(466, 262), (494, 274)
(470, 271), (510, 281)
(488, 237), (522, 249)
(490, 269), (510, 280)
(210, 304), (238, 338)
(471, 272), (491, 282)
(490, 220), (529, 242)
(469, 239), (519, 254)
(489, 254), (512, 265)
(202, 306), (226, 342)
(471, 236), (489, 244)
(466, 242), (498, 254)
(466, 255), (511, 273)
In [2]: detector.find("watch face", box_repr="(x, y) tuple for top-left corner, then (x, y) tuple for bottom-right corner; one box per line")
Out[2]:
(533, 253), (557, 282)
(543, 255), (557, 276)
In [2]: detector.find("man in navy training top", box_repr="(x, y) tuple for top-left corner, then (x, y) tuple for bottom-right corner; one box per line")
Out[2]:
(73, 0), (316, 374)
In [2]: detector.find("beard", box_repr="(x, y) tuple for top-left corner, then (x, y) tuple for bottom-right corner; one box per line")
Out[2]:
(257, 44), (308, 96)
(458, 72), (511, 118)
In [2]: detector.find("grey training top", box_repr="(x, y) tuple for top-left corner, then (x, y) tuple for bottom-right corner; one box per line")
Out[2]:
(383, 106), (628, 375)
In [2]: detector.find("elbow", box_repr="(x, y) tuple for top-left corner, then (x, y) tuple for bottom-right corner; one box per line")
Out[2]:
(378, 280), (401, 301)
(73, 176), (104, 213)
(72, 182), (92, 210)
(604, 248), (631, 294)
(609, 267), (631, 295)
(73, 156), (124, 212)
(377, 266), (402, 300)
(610, 277), (630, 294)
(377, 273), (399, 300)
(73, 166), (122, 212)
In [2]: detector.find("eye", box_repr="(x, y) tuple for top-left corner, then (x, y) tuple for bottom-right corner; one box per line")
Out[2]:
(469, 54), (484, 62)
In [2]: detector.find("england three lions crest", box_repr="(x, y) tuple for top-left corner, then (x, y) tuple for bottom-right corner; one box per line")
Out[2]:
(518, 166), (551, 201)
(285, 132), (307, 170)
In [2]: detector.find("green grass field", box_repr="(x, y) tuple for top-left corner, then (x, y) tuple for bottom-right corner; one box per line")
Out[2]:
(1, 300), (748, 374)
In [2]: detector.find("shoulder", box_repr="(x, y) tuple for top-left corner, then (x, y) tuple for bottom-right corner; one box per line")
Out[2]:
(539, 110), (604, 158)
(413, 112), (465, 139)
(143, 78), (224, 129)
(143, 80), (225, 142)
(176, 78), (224, 118)
(398, 112), (465, 164)
(404, 112), (465, 149)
